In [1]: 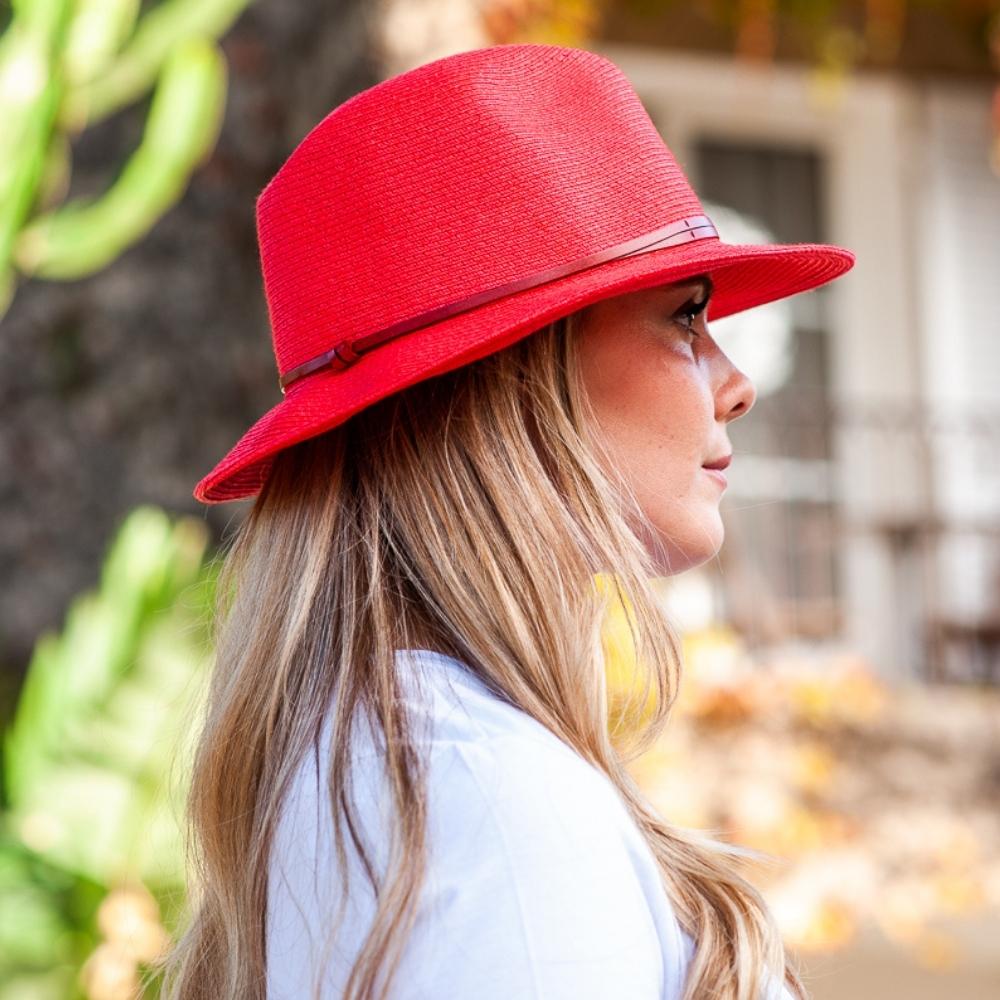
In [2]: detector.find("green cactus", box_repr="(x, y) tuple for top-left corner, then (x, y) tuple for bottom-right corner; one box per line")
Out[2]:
(0, 0), (251, 320)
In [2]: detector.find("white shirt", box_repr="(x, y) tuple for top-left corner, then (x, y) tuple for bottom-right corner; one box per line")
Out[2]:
(266, 648), (765, 998)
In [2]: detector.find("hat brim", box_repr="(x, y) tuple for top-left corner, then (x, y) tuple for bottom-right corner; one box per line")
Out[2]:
(194, 238), (854, 503)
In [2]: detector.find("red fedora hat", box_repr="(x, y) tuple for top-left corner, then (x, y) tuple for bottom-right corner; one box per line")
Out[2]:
(194, 43), (854, 504)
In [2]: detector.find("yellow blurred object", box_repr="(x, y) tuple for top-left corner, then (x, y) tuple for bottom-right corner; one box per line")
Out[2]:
(595, 573), (661, 736)
(683, 682), (757, 727)
(787, 676), (834, 725)
(835, 665), (888, 720)
(627, 740), (681, 785)
(932, 872), (987, 916)
(786, 898), (857, 953)
(481, 0), (603, 48)
(775, 806), (824, 854)
(786, 665), (886, 727)
(789, 740), (838, 795)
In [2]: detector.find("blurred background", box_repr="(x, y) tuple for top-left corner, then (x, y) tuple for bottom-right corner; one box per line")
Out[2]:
(1, 1), (998, 997)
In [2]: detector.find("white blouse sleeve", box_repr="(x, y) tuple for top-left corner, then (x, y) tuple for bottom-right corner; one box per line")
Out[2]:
(389, 734), (667, 999)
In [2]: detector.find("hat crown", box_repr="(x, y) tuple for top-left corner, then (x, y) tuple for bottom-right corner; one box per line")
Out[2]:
(256, 44), (706, 376)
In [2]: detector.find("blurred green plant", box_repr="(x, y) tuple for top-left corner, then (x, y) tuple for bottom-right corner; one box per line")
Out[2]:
(0, 0), (252, 321)
(1, 506), (218, 999)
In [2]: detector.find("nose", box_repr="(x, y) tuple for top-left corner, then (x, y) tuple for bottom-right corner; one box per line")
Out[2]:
(716, 360), (757, 423)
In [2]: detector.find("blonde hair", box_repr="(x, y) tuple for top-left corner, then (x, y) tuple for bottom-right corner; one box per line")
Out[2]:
(157, 310), (806, 1000)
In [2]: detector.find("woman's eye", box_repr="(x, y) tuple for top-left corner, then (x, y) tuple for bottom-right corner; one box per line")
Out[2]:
(672, 296), (709, 337)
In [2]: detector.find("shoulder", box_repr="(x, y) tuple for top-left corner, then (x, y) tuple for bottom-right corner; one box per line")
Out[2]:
(395, 732), (669, 998)
(395, 651), (651, 840)
(387, 652), (673, 997)
(270, 650), (694, 998)
(425, 726), (631, 868)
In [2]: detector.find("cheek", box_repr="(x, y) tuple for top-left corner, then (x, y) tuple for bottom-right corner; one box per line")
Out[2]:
(591, 357), (712, 489)
(581, 344), (722, 564)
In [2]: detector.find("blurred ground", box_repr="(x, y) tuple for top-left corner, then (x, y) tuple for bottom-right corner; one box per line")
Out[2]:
(797, 909), (1000, 999)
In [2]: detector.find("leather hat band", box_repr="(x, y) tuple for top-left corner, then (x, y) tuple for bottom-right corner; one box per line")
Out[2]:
(278, 214), (718, 394)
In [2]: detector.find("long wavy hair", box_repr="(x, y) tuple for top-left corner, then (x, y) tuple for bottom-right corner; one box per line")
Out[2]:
(157, 307), (806, 1000)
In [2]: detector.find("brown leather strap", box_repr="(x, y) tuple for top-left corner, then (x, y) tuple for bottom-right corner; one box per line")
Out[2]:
(279, 214), (718, 393)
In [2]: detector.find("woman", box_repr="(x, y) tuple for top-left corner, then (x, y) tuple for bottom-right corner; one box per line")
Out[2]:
(163, 44), (854, 1000)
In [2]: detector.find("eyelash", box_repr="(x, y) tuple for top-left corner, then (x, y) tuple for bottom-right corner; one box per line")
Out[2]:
(673, 296), (709, 337)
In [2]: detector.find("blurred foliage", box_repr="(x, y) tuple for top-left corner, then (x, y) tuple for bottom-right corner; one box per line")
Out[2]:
(483, 0), (1000, 168)
(617, 608), (1000, 970)
(481, 0), (602, 46)
(0, 0), (252, 321)
(1, 506), (216, 1000)
(485, 0), (1000, 70)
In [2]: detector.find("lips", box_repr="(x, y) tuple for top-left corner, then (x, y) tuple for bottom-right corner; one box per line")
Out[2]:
(702, 453), (732, 471)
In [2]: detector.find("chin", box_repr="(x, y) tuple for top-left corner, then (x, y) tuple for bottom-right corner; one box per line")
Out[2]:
(643, 515), (725, 575)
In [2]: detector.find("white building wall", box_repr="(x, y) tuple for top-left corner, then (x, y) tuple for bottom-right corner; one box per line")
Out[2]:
(914, 83), (1000, 626)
